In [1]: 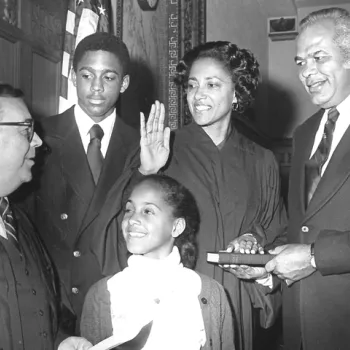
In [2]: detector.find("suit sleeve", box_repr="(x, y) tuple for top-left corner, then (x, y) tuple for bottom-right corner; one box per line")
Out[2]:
(315, 230), (350, 275)
(80, 278), (113, 345)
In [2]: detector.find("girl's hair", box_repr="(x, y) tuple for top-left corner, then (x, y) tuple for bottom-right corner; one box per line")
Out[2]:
(174, 41), (260, 114)
(136, 174), (200, 269)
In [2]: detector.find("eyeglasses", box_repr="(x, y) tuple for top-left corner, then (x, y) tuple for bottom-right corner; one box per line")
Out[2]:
(0, 119), (34, 142)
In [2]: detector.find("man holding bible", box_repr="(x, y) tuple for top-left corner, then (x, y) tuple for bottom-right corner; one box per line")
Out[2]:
(265, 7), (350, 350)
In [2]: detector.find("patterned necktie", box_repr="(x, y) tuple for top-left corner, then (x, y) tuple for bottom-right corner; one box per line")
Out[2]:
(0, 197), (20, 250)
(305, 107), (340, 205)
(87, 124), (104, 185)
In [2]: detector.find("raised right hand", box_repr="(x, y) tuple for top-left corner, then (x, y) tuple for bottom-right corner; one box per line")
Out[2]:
(139, 101), (171, 175)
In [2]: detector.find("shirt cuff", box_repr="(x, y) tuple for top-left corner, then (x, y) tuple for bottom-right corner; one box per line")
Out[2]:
(256, 273), (273, 289)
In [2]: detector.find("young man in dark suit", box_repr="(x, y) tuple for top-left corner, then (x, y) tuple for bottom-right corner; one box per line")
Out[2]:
(28, 32), (140, 330)
(266, 7), (350, 350)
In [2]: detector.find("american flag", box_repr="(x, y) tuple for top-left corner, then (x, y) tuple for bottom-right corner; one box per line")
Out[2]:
(59, 0), (111, 113)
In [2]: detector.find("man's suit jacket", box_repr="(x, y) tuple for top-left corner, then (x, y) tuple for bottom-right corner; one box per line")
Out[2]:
(285, 109), (350, 350)
(31, 106), (139, 325)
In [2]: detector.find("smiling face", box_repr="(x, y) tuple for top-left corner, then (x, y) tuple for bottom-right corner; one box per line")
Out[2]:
(0, 97), (42, 196)
(186, 57), (237, 131)
(122, 180), (184, 260)
(295, 20), (350, 108)
(72, 50), (129, 123)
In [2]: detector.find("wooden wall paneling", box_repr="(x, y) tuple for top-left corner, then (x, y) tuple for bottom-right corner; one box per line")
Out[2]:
(0, 0), (67, 118)
(0, 32), (20, 86)
(31, 51), (61, 118)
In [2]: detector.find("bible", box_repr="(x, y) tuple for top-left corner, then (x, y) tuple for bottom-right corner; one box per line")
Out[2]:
(207, 252), (273, 266)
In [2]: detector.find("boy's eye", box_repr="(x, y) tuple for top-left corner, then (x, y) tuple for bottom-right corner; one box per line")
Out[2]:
(104, 75), (115, 81)
(81, 73), (92, 79)
(295, 60), (304, 67)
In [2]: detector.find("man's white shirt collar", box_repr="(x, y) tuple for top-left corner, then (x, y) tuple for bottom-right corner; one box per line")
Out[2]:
(311, 94), (350, 175)
(74, 104), (116, 157)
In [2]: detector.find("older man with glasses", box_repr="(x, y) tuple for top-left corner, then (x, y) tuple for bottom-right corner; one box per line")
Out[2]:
(0, 84), (92, 350)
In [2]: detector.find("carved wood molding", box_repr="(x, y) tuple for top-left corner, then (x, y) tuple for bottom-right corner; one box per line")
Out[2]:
(180, 0), (206, 126)
(31, 2), (63, 51)
(0, 0), (18, 26)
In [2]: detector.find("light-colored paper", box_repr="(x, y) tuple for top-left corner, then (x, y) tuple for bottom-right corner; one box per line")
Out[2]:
(89, 336), (123, 350)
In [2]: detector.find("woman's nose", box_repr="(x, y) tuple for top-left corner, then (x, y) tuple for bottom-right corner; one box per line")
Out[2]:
(194, 86), (207, 100)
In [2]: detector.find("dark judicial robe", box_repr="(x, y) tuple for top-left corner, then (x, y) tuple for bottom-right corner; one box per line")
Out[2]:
(0, 205), (60, 350)
(162, 123), (287, 350)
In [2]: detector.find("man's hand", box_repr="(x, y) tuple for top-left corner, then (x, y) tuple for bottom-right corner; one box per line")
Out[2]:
(139, 101), (171, 175)
(220, 233), (268, 280)
(222, 264), (269, 280)
(58, 337), (92, 350)
(265, 244), (316, 285)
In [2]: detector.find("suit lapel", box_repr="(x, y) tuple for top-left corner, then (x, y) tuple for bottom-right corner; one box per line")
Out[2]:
(79, 117), (130, 233)
(305, 123), (350, 221)
(294, 110), (323, 216)
(50, 108), (95, 209)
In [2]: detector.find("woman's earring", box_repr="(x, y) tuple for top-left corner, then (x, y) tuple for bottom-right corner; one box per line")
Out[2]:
(231, 102), (238, 111)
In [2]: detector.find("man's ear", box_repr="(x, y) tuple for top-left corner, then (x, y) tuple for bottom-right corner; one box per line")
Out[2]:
(120, 74), (130, 93)
(172, 218), (186, 238)
(71, 70), (77, 87)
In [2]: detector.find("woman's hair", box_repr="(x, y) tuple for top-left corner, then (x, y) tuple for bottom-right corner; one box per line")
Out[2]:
(299, 7), (350, 64)
(136, 174), (200, 269)
(174, 41), (260, 114)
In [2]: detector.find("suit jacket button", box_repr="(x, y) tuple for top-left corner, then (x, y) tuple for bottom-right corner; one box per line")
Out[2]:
(60, 213), (68, 220)
(301, 226), (309, 233)
(73, 251), (81, 257)
(72, 287), (79, 294)
(201, 297), (207, 304)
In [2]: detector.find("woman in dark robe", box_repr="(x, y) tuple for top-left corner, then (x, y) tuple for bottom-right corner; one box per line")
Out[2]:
(86, 41), (287, 350)
(141, 41), (287, 350)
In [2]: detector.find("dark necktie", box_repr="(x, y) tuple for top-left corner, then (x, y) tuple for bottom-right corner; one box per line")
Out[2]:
(305, 107), (340, 205)
(87, 124), (104, 185)
(0, 197), (20, 250)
